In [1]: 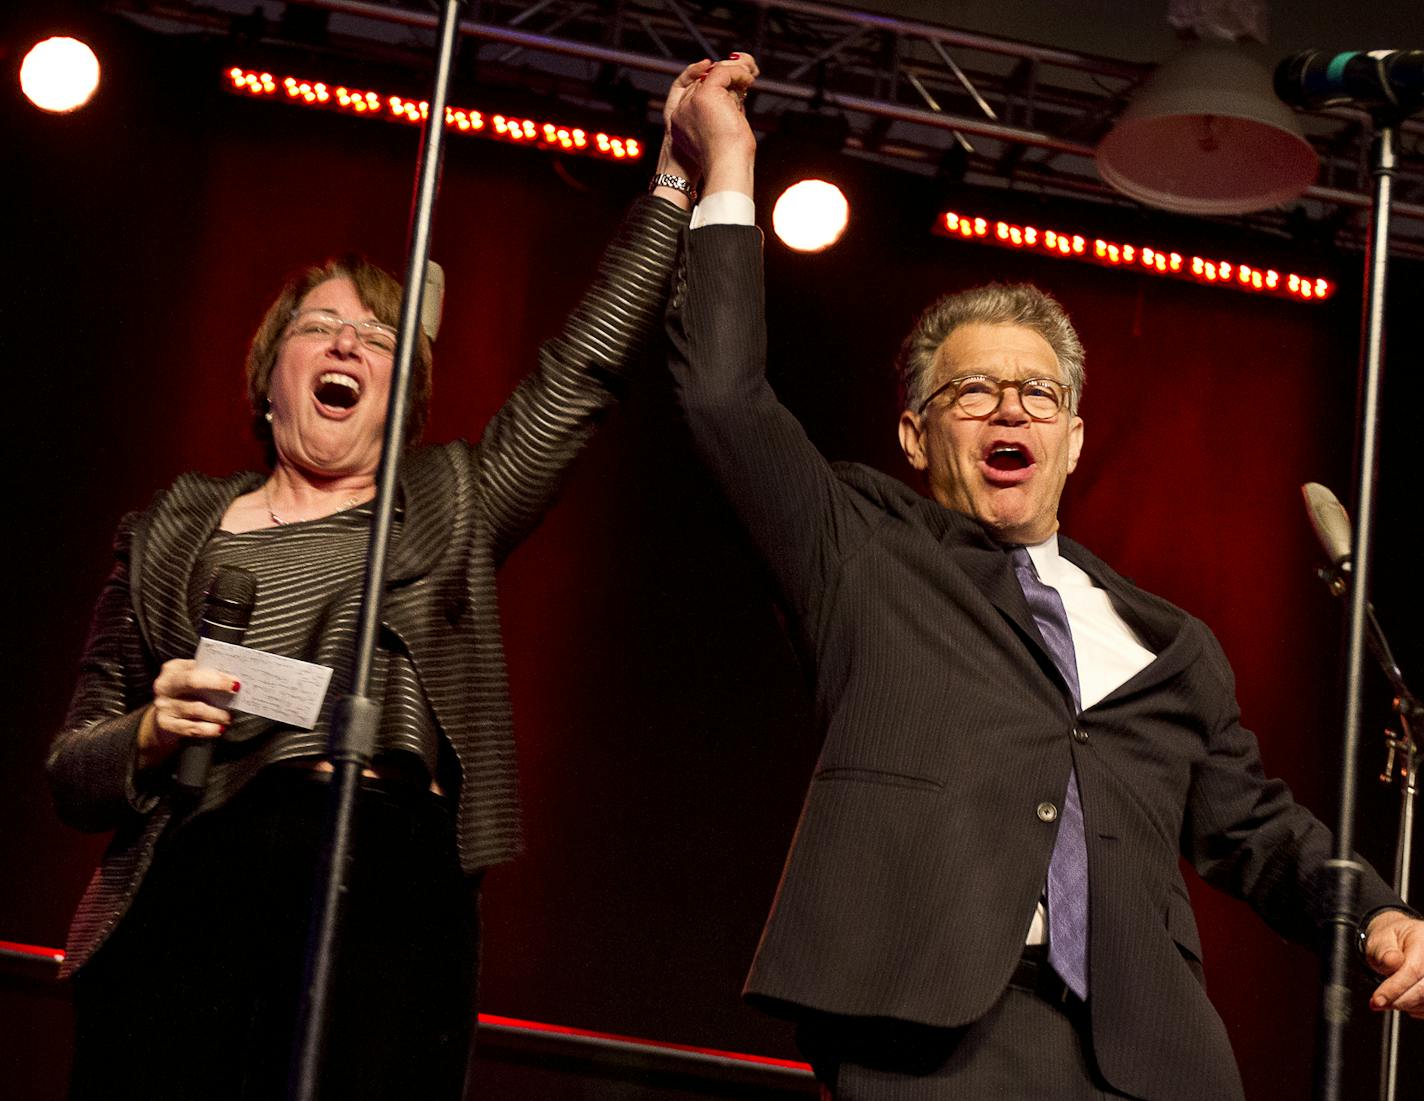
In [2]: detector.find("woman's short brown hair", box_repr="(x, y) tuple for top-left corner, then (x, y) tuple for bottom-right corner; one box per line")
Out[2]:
(245, 255), (434, 464)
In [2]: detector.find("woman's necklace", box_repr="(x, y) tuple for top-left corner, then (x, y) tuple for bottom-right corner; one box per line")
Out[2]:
(264, 482), (360, 527)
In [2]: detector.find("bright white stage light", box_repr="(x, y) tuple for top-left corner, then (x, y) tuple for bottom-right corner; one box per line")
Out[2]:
(20, 37), (101, 114)
(772, 179), (849, 253)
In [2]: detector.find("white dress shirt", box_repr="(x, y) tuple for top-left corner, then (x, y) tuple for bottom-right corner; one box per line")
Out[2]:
(1022, 534), (1156, 711)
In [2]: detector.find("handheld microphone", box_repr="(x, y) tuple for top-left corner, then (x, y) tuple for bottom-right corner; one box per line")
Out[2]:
(1274, 49), (1424, 112)
(175, 565), (258, 795)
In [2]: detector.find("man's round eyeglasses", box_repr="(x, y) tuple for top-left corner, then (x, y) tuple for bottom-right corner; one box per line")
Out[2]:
(917, 374), (1072, 421)
(287, 309), (399, 356)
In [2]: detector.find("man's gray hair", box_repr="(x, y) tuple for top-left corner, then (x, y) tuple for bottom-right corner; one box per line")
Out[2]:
(897, 283), (1085, 415)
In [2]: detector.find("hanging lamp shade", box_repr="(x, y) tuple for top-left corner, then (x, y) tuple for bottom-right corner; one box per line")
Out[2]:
(1096, 41), (1318, 214)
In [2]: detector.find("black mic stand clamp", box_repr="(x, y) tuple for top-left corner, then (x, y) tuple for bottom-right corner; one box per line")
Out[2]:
(1378, 708), (1417, 789)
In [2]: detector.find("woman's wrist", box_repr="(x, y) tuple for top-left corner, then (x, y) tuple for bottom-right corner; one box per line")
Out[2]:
(134, 705), (168, 772)
(651, 136), (697, 209)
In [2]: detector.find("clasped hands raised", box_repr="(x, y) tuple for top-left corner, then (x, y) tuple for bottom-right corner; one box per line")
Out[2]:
(658, 53), (760, 202)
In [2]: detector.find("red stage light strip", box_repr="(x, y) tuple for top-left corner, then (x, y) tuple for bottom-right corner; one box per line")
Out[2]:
(0, 940), (65, 964)
(225, 68), (643, 162)
(935, 210), (1333, 302)
(477, 1013), (813, 1074)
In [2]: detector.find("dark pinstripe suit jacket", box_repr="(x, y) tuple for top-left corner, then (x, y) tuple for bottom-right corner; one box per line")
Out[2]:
(48, 195), (689, 977)
(667, 225), (1401, 1101)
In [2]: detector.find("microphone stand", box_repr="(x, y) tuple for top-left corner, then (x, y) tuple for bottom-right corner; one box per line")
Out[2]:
(288, 3), (467, 1098)
(1313, 111), (1411, 1101)
(1315, 562), (1423, 1101)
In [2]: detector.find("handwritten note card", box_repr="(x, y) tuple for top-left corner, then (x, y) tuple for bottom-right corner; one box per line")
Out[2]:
(195, 639), (334, 730)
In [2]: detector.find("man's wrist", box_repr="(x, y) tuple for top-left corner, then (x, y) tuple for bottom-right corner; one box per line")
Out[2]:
(1359, 906), (1414, 957)
(701, 149), (755, 199)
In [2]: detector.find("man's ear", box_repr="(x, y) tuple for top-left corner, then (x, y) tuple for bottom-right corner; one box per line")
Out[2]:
(1066, 415), (1084, 474)
(898, 409), (928, 471)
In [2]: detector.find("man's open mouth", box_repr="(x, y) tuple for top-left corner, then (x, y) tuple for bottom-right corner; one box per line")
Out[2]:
(984, 443), (1033, 472)
(314, 372), (361, 410)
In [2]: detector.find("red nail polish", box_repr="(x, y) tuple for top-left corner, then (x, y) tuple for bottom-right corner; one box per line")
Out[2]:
(219, 724), (228, 734)
(231, 680), (241, 692)
(730, 53), (741, 59)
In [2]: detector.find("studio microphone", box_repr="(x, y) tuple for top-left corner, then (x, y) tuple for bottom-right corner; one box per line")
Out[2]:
(174, 565), (258, 795)
(1300, 483), (1421, 718)
(1274, 49), (1424, 111)
(1301, 482), (1352, 574)
(421, 258), (445, 342)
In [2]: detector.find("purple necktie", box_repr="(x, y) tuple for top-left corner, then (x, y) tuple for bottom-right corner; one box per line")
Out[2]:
(1010, 546), (1089, 1001)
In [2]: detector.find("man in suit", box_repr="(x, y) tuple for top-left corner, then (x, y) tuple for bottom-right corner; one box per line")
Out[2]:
(665, 57), (1424, 1099)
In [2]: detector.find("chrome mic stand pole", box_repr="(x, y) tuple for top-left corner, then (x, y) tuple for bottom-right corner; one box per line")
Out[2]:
(1314, 119), (1398, 1101)
(289, 3), (467, 1097)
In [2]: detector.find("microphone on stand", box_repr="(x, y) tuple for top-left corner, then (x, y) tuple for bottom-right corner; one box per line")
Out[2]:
(1274, 49), (1424, 112)
(1301, 482), (1352, 595)
(1300, 483), (1420, 717)
(175, 565), (258, 795)
(421, 258), (445, 342)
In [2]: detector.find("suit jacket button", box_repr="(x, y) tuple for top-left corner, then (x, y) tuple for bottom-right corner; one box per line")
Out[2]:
(1037, 801), (1058, 823)
(1072, 727), (1088, 744)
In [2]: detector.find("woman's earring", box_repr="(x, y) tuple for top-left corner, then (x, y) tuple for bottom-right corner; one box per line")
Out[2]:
(264, 400), (274, 424)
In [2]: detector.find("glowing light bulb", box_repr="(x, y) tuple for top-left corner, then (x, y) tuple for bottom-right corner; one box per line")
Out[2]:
(772, 179), (850, 253)
(20, 36), (101, 113)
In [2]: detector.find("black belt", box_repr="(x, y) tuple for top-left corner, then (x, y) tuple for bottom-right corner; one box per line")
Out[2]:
(1009, 946), (1087, 1013)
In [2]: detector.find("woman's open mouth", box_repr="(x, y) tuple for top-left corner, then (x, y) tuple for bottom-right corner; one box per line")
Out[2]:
(313, 372), (361, 414)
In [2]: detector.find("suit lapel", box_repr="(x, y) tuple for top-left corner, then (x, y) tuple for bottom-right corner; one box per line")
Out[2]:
(949, 537), (1042, 645)
(1058, 537), (1200, 701)
(937, 514), (1074, 707)
(931, 506), (1199, 709)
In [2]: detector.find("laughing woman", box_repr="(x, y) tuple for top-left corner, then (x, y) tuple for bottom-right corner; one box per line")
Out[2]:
(47, 60), (727, 1101)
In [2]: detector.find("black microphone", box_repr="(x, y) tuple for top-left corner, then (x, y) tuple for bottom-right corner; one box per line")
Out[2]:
(174, 565), (258, 795)
(1275, 49), (1424, 111)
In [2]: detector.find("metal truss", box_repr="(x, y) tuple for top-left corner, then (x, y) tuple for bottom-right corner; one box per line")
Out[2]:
(109, 0), (1424, 256)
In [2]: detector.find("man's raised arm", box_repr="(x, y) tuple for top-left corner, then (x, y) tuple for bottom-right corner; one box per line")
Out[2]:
(665, 57), (882, 626)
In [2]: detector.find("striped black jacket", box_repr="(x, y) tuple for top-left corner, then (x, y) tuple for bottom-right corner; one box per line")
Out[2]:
(47, 195), (688, 976)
